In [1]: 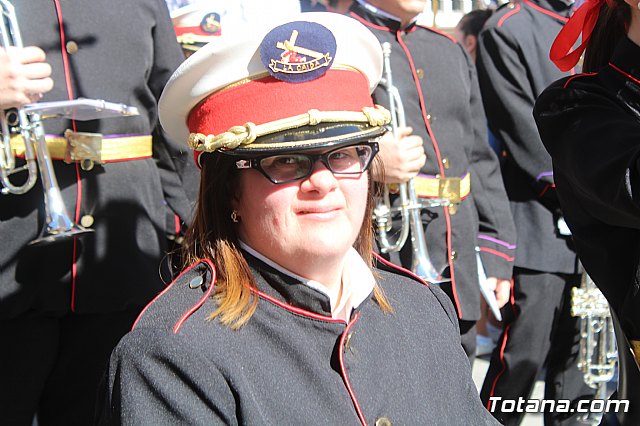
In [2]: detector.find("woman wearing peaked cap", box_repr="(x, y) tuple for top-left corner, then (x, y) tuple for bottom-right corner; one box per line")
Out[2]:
(97, 12), (498, 425)
(535, 0), (640, 423)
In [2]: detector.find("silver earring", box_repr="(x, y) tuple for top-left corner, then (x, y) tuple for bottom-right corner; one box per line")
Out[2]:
(230, 210), (239, 223)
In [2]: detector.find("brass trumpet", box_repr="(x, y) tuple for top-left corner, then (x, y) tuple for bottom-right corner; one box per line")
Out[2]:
(0, 0), (92, 246)
(0, 0), (138, 246)
(571, 273), (618, 424)
(373, 42), (449, 284)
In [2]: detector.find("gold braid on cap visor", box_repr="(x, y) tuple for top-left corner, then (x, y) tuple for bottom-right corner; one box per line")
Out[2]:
(187, 105), (391, 152)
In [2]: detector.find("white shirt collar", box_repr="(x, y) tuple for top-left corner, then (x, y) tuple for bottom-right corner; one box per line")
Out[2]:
(239, 241), (375, 321)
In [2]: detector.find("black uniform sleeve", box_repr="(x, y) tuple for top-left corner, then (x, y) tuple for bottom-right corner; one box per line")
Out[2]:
(148, 0), (199, 231)
(477, 24), (558, 209)
(97, 328), (236, 425)
(535, 82), (640, 226)
(464, 49), (516, 279)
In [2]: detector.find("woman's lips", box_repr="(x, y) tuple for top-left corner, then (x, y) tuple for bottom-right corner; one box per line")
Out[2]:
(296, 205), (341, 214)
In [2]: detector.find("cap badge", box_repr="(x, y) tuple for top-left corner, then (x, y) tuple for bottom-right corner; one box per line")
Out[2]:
(200, 13), (221, 35)
(260, 21), (336, 83)
(235, 159), (251, 169)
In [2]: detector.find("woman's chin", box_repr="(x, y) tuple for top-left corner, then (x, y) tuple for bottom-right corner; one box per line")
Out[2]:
(290, 239), (353, 264)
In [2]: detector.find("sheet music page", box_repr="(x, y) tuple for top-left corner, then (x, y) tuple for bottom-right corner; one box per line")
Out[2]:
(476, 249), (503, 321)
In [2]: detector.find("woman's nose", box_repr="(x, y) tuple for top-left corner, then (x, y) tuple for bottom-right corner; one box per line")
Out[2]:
(300, 160), (338, 192)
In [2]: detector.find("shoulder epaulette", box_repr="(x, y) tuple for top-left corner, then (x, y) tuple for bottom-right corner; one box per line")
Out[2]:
(132, 259), (216, 333)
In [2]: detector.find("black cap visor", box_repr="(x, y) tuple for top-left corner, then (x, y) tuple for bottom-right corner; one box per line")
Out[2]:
(219, 122), (387, 157)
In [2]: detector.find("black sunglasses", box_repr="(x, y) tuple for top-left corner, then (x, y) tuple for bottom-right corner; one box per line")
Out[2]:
(234, 142), (379, 184)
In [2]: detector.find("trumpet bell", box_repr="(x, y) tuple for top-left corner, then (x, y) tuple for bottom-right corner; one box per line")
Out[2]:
(27, 184), (94, 247)
(29, 224), (93, 247)
(414, 259), (451, 284)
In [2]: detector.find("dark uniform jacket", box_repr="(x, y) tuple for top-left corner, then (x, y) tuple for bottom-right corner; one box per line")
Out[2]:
(0, 0), (195, 319)
(477, 0), (580, 274)
(98, 253), (499, 425)
(534, 37), (640, 340)
(534, 36), (640, 425)
(349, 2), (516, 322)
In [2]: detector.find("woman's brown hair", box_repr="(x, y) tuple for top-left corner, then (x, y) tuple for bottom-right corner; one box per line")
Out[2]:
(583, 0), (631, 72)
(181, 149), (392, 329)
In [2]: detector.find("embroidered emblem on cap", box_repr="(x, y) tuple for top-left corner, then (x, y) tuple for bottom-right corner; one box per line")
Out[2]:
(201, 13), (221, 35)
(260, 21), (336, 83)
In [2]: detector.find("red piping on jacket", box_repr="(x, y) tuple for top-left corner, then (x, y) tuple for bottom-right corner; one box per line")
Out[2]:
(486, 278), (517, 408)
(338, 312), (368, 425)
(522, 0), (569, 22)
(174, 214), (181, 236)
(498, 1), (576, 75)
(498, 0), (569, 29)
(53, 0), (83, 312)
(373, 252), (430, 287)
(416, 24), (456, 43)
(479, 247), (515, 262)
(563, 72), (599, 89)
(71, 163), (81, 310)
(255, 284), (368, 424)
(173, 262), (217, 333)
(609, 62), (640, 86)
(53, 0), (76, 108)
(256, 291), (347, 323)
(520, 0), (579, 75)
(538, 183), (556, 198)
(395, 31), (461, 319)
(497, 4), (521, 27)
(131, 259), (217, 332)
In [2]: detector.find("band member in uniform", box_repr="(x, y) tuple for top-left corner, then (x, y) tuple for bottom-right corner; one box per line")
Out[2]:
(0, 1), (194, 425)
(535, 0), (640, 422)
(97, 12), (499, 425)
(475, 1), (596, 423)
(348, 0), (516, 361)
(454, 8), (507, 358)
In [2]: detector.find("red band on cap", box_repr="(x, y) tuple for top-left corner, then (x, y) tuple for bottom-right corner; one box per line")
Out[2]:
(550, 0), (613, 72)
(187, 69), (374, 136)
(175, 26), (221, 37)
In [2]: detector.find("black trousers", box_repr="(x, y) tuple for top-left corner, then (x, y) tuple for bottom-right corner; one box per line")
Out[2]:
(0, 309), (141, 426)
(480, 268), (594, 426)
